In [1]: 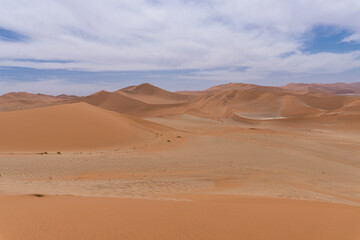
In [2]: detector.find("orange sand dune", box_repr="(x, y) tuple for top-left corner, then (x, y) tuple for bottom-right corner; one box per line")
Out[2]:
(80, 85), (360, 121)
(0, 102), (165, 152)
(0, 91), (77, 104)
(116, 83), (195, 104)
(184, 89), (313, 119)
(184, 88), (360, 120)
(1, 92), (60, 103)
(175, 90), (207, 95)
(282, 82), (360, 95)
(0, 92), (78, 112)
(0, 195), (359, 240)
(83, 89), (189, 118)
(205, 82), (286, 93)
(83, 90), (151, 115)
(2, 83), (360, 122)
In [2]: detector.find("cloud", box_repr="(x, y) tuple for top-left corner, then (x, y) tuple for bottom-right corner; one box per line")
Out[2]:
(342, 33), (360, 43)
(0, 0), (359, 84)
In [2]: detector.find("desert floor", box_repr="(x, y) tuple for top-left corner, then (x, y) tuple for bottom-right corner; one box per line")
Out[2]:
(0, 115), (359, 239)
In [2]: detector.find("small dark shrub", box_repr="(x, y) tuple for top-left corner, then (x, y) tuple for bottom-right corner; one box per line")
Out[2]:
(33, 194), (45, 198)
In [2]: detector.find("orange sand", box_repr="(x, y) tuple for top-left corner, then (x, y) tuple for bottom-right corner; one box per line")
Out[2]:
(0, 195), (359, 240)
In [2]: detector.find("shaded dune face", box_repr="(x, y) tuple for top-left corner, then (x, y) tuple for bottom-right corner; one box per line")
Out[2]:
(82, 90), (150, 115)
(82, 90), (188, 118)
(115, 83), (196, 104)
(0, 102), (163, 152)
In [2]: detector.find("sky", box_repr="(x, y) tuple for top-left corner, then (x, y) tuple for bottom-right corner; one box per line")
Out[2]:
(1, 0), (360, 95)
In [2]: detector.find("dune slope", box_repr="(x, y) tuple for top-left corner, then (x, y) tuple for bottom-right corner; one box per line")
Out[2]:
(184, 88), (360, 120)
(116, 83), (195, 104)
(0, 102), (162, 152)
(82, 90), (151, 115)
(83, 90), (188, 118)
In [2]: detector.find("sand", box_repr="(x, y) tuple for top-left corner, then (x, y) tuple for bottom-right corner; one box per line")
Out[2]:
(116, 83), (195, 104)
(0, 82), (359, 239)
(0, 102), (175, 152)
(0, 195), (359, 240)
(282, 82), (360, 95)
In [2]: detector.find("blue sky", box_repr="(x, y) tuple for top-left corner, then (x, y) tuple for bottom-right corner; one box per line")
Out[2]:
(0, 0), (360, 95)
(302, 25), (360, 54)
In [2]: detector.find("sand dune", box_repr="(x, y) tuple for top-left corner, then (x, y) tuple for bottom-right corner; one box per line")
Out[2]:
(116, 83), (195, 104)
(282, 82), (360, 95)
(0, 92), (62, 103)
(184, 89), (312, 119)
(83, 89), (191, 118)
(205, 82), (286, 93)
(175, 90), (207, 95)
(83, 90), (151, 115)
(2, 83), (360, 122)
(77, 84), (360, 122)
(183, 88), (360, 121)
(0, 92), (78, 112)
(0, 102), (167, 152)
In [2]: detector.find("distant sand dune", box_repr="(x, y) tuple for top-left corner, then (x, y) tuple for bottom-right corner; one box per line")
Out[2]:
(282, 82), (360, 95)
(0, 92), (78, 112)
(1, 82), (360, 123)
(116, 83), (196, 104)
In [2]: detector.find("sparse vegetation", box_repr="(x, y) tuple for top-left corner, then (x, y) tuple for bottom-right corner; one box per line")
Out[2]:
(32, 193), (45, 198)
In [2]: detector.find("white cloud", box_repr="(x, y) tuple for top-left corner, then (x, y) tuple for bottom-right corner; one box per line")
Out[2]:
(0, 0), (360, 79)
(342, 33), (360, 43)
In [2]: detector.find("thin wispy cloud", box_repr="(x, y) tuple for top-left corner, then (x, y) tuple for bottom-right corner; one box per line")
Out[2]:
(0, 0), (360, 94)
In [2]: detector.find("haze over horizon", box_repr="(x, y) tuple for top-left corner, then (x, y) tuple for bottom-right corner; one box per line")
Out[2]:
(1, 0), (360, 95)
